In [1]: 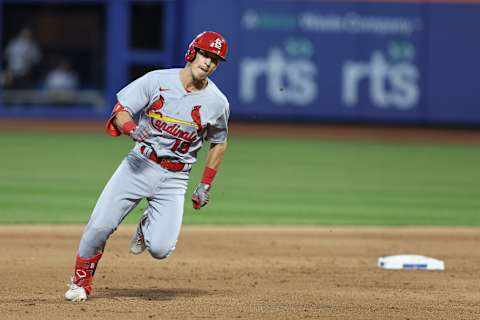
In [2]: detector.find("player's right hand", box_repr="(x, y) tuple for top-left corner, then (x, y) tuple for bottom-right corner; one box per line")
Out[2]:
(129, 122), (152, 142)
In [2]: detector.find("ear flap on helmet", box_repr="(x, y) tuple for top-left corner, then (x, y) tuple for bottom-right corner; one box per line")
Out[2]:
(185, 44), (197, 62)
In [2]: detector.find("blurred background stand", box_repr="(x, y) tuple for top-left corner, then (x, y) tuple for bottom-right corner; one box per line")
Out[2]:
(1, 89), (105, 110)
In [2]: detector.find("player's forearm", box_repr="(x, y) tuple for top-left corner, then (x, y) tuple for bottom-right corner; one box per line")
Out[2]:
(112, 110), (143, 137)
(192, 142), (226, 208)
(113, 111), (134, 129)
(204, 142), (227, 171)
(196, 142), (226, 187)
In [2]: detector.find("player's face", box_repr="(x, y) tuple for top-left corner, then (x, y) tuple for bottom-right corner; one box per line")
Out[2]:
(191, 49), (220, 80)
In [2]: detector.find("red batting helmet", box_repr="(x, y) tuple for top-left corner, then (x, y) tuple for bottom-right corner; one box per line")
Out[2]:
(185, 31), (228, 62)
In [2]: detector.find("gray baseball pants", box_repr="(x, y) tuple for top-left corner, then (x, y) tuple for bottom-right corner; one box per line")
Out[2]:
(77, 147), (189, 259)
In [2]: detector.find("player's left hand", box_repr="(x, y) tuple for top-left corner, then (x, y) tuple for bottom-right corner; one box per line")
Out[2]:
(192, 183), (210, 209)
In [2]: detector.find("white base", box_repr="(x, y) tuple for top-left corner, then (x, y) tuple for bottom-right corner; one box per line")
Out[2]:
(378, 254), (445, 270)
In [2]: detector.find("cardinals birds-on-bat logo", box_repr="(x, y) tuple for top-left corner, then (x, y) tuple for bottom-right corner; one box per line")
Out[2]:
(147, 97), (202, 132)
(147, 96), (165, 116)
(191, 105), (202, 131)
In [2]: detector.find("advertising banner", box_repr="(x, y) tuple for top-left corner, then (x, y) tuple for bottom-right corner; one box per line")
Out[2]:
(425, 5), (480, 125)
(183, 0), (480, 125)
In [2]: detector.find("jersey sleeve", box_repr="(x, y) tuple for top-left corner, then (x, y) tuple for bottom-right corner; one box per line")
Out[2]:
(205, 103), (230, 143)
(116, 72), (157, 114)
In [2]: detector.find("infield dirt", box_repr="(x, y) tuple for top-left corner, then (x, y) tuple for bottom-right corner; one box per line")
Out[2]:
(1, 225), (479, 319)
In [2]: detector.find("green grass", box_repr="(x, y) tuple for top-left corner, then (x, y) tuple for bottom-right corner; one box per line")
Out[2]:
(0, 131), (479, 225)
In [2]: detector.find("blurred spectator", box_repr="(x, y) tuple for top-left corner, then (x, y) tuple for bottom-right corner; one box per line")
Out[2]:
(43, 58), (81, 105)
(3, 27), (42, 89)
(45, 58), (80, 91)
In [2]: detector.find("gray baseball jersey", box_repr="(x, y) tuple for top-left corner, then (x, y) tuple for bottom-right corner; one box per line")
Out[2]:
(117, 68), (229, 164)
(77, 68), (229, 259)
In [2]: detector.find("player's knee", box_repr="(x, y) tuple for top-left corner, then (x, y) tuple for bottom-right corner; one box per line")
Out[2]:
(148, 244), (175, 260)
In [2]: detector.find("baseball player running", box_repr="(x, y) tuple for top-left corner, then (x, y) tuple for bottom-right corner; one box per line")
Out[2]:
(65, 31), (229, 302)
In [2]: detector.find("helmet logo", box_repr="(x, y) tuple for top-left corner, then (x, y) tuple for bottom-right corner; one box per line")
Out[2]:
(211, 38), (223, 50)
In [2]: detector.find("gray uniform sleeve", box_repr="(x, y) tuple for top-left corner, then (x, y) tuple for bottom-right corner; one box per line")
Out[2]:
(205, 104), (229, 143)
(116, 72), (157, 114)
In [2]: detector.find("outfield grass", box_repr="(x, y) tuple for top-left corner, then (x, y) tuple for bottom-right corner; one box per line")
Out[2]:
(0, 131), (479, 225)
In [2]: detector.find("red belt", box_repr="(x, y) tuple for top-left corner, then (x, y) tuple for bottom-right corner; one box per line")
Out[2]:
(140, 146), (186, 172)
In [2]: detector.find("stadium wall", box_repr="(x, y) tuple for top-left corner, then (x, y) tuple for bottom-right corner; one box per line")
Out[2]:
(1, 0), (479, 126)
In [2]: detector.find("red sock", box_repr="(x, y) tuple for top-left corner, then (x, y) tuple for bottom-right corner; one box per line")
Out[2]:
(72, 252), (103, 295)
